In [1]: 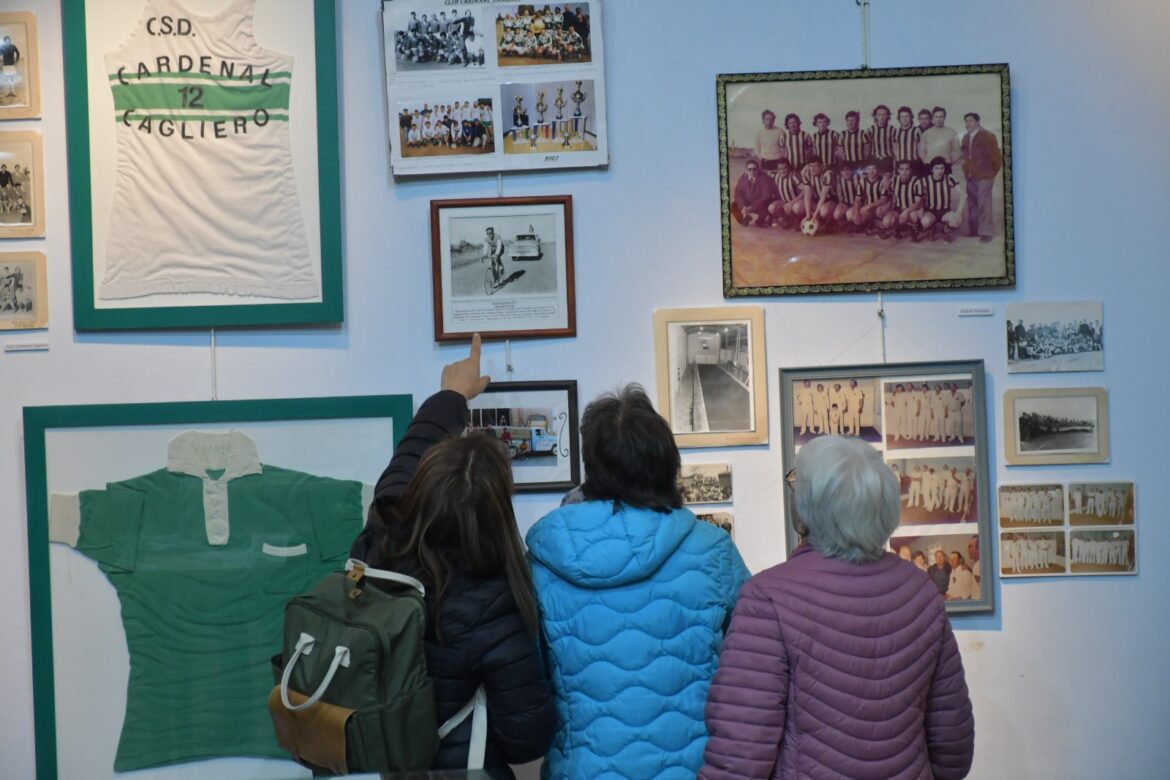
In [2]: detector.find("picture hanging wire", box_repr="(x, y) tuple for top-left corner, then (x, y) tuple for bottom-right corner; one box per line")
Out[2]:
(877, 292), (888, 363)
(856, 0), (872, 69)
(497, 172), (504, 198)
(505, 338), (514, 381)
(209, 328), (219, 401)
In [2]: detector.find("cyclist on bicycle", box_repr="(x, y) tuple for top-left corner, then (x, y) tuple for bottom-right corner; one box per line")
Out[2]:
(483, 226), (505, 286)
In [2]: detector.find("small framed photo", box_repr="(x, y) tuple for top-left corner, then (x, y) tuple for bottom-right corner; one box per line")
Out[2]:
(653, 306), (768, 448)
(431, 195), (575, 342)
(1007, 301), (1103, 373)
(1068, 528), (1136, 575)
(890, 532), (988, 602)
(999, 531), (1067, 577)
(719, 64), (1013, 297)
(679, 463), (733, 505)
(695, 510), (735, 539)
(1003, 387), (1109, 465)
(466, 380), (579, 493)
(0, 130), (44, 238)
(0, 251), (47, 329)
(0, 12), (39, 120)
(1067, 481), (1134, 526)
(998, 483), (1064, 528)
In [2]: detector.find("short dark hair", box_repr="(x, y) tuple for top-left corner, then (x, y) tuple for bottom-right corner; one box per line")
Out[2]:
(761, 109), (776, 120)
(932, 106), (947, 116)
(872, 104), (890, 116)
(918, 108), (931, 117)
(929, 155), (947, 167)
(580, 384), (682, 512)
(964, 112), (981, 122)
(897, 105), (912, 118)
(813, 112), (830, 124)
(784, 112), (800, 125)
(845, 110), (860, 121)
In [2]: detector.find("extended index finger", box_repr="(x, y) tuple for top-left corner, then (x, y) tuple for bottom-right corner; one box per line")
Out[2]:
(468, 332), (482, 368)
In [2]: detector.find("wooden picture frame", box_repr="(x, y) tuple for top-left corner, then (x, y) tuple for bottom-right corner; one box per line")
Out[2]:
(718, 64), (1014, 296)
(0, 129), (44, 238)
(430, 195), (575, 342)
(1003, 387), (1110, 465)
(653, 306), (768, 448)
(779, 360), (994, 614)
(0, 11), (41, 120)
(63, 0), (343, 330)
(0, 250), (47, 329)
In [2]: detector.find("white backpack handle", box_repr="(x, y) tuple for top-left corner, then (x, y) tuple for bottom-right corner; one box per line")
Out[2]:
(438, 685), (488, 770)
(279, 632), (351, 712)
(346, 558), (426, 596)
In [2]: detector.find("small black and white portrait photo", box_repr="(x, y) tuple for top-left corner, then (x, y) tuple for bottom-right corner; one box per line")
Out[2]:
(997, 483), (1064, 528)
(1067, 481), (1134, 526)
(0, 12), (39, 118)
(1000, 531), (1067, 577)
(678, 463), (733, 505)
(1007, 301), (1103, 373)
(0, 252), (45, 329)
(387, 5), (488, 72)
(791, 377), (882, 445)
(887, 456), (979, 524)
(1069, 529), (1135, 575)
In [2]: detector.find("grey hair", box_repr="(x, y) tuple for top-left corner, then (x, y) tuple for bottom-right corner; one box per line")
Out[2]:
(793, 435), (901, 563)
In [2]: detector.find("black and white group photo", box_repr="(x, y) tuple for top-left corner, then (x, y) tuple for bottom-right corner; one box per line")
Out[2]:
(695, 511), (734, 537)
(0, 158), (34, 225)
(889, 532), (983, 601)
(1007, 301), (1104, 373)
(1069, 530), (1135, 574)
(446, 212), (558, 299)
(883, 379), (974, 449)
(0, 258), (36, 320)
(390, 7), (487, 71)
(1068, 482), (1134, 526)
(790, 377), (881, 445)
(667, 322), (753, 435)
(396, 99), (494, 158)
(495, 4), (592, 67)
(501, 80), (597, 155)
(1000, 532), (1066, 576)
(998, 484), (1064, 528)
(1014, 394), (1099, 455)
(888, 456), (979, 523)
(678, 463), (733, 505)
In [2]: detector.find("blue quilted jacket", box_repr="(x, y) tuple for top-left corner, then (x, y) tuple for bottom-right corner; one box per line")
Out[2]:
(526, 500), (750, 779)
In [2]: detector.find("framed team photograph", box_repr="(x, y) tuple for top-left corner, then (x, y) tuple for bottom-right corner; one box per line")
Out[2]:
(1068, 529), (1137, 575)
(718, 64), (1014, 297)
(1067, 481), (1134, 526)
(465, 380), (580, 494)
(0, 251), (47, 329)
(1007, 301), (1103, 373)
(384, 4), (491, 73)
(999, 531), (1067, 577)
(889, 532), (988, 603)
(430, 195), (575, 342)
(780, 360), (993, 614)
(394, 97), (495, 157)
(501, 79), (598, 155)
(0, 12), (40, 120)
(1003, 387), (1109, 465)
(23, 393), (414, 780)
(495, 4), (593, 67)
(64, 0), (343, 330)
(653, 306), (768, 448)
(678, 463), (733, 505)
(0, 129), (44, 238)
(998, 483), (1064, 528)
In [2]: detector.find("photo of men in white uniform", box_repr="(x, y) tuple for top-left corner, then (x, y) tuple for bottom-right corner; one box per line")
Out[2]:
(1067, 481), (1134, 526)
(790, 376), (882, 445)
(887, 456), (978, 524)
(882, 378), (974, 450)
(1069, 529), (1136, 574)
(1000, 531), (1066, 576)
(998, 484), (1064, 528)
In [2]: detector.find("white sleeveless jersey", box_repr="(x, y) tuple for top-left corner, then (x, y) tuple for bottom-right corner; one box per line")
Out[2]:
(100, 0), (317, 300)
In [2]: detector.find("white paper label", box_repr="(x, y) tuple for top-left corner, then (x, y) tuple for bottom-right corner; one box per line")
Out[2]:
(4, 342), (50, 352)
(958, 306), (995, 317)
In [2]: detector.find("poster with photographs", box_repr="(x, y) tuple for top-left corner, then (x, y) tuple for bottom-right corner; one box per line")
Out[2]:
(431, 196), (574, 341)
(466, 381), (579, 493)
(1006, 301), (1103, 373)
(653, 306), (768, 448)
(0, 12), (40, 120)
(695, 510), (735, 539)
(0, 251), (46, 329)
(718, 64), (1013, 297)
(0, 130), (43, 238)
(1003, 387), (1109, 465)
(780, 360), (992, 614)
(384, 0), (607, 175)
(679, 463), (732, 505)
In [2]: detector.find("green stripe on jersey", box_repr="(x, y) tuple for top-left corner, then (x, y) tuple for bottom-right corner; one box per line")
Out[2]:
(112, 81), (291, 112)
(108, 70), (293, 83)
(114, 112), (290, 124)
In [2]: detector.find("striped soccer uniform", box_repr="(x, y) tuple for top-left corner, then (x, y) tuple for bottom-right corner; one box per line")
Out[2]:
(869, 124), (896, 160)
(889, 176), (923, 210)
(894, 126), (922, 165)
(921, 174), (958, 211)
(784, 130), (813, 168)
(801, 166), (833, 199)
(858, 176), (887, 206)
(835, 170), (859, 203)
(840, 129), (867, 163)
(812, 130), (838, 167)
(775, 171), (802, 203)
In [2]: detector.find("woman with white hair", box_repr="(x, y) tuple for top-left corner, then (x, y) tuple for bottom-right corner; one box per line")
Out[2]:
(700, 435), (974, 779)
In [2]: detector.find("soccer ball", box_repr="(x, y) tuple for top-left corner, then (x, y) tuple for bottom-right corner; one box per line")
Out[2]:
(801, 217), (820, 236)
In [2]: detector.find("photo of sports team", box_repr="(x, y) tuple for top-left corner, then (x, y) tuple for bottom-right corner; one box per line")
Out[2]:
(501, 80), (597, 155)
(496, 4), (592, 67)
(0, 159), (33, 225)
(395, 99), (494, 158)
(390, 8), (487, 71)
(723, 71), (1009, 290)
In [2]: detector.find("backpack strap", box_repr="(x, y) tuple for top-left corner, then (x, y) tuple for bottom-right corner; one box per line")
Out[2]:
(437, 685), (488, 770)
(345, 558), (425, 596)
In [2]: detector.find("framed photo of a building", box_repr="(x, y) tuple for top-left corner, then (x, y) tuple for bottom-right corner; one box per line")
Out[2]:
(0, 250), (47, 329)
(430, 195), (575, 342)
(1003, 387), (1109, 465)
(653, 306), (768, 448)
(63, 0), (343, 330)
(0, 129), (44, 238)
(0, 12), (40, 120)
(779, 360), (993, 614)
(465, 380), (580, 493)
(718, 64), (1013, 296)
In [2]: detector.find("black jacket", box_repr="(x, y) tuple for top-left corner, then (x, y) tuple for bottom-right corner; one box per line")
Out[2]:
(350, 390), (556, 776)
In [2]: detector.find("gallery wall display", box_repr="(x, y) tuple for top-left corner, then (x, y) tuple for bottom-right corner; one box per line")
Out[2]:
(779, 360), (994, 614)
(0, 129), (44, 238)
(63, 0), (344, 330)
(431, 195), (575, 342)
(383, 0), (608, 175)
(466, 380), (579, 493)
(1002, 387), (1109, 465)
(0, 11), (40, 120)
(653, 306), (768, 448)
(718, 64), (1013, 297)
(0, 250), (47, 329)
(23, 393), (413, 780)
(1006, 300), (1103, 373)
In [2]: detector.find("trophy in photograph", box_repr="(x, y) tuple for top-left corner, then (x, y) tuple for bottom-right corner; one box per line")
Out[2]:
(571, 81), (585, 117)
(554, 87), (565, 120)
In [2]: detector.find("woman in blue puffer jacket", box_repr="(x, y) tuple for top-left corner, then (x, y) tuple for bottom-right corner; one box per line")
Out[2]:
(526, 385), (750, 779)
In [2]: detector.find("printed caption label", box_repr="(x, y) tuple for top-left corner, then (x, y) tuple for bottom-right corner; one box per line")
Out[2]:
(958, 306), (995, 317)
(4, 342), (50, 353)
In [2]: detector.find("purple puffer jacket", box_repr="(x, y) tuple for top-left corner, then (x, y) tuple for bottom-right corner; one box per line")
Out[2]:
(700, 545), (974, 779)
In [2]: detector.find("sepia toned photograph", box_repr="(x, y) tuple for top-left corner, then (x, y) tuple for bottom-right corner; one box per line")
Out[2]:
(695, 510), (734, 538)
(998, 483), (1064, 528)
(888, 456), (979, 524)
(719, 64), (1013, 297)
(1000, 531), (1067, 577)
(1004, 387), (1109, 465)
(501, 79), (598, 155)
(385, 5), (489, 72)
(1007, 301), (1103, 373)
(431, 196), (574, 342)
(0, 251), (47, 329)
(0, 130), (43, 238)
(1069, 529), (1136, 575)
(791, 377), (882, 445)
(889, 532), (985, 602)
(395, 98), (495, 158)
(679, 463), (733, 505)
(495, 3), (592, 67)
(1068, 481), (1134, 526)
(883, 379), (975, 449)
(654, 306), (768, 448)
(0, 12), (39, 120)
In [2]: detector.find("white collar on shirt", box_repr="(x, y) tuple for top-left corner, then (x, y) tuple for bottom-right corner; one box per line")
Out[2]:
(167, 430), (263, 482)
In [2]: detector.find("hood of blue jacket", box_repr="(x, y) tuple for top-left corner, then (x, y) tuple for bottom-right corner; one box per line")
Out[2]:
(526, 500), (697, 588)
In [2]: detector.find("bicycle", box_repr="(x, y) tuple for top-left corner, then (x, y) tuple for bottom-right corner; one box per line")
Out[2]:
(481, 252), (505, 295)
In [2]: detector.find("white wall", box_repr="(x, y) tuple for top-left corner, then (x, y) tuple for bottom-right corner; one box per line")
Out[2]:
(3, 1), (1169, 777)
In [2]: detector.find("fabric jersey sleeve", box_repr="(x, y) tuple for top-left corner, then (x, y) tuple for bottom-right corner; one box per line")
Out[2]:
(925, 616), (976, 779)
(63, 483), (148, 572)
(306, 477), (366, 562)
(700, 578), (788, 780)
